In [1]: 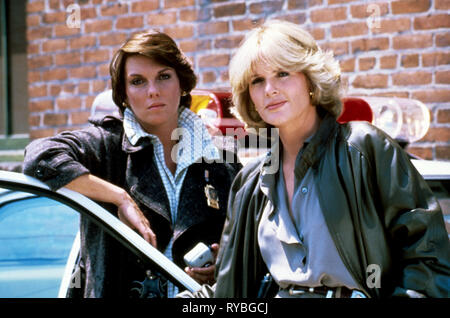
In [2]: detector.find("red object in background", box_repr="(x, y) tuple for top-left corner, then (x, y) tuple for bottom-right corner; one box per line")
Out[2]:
(338, 97), (373, 124)
(191, 91), (374, 137)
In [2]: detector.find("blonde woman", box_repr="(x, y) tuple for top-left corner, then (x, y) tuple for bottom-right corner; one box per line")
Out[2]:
(214, 20), (450, 298)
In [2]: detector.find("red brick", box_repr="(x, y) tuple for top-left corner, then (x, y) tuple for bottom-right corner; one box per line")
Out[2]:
(81, 8), (97, 20)
(98, 63), (110, 77)
(214, 2), (246, 18)
(28, 56), (53, 70)
(288, 0), (322, 9)
(328, 0), (357, 3)
(27, 15), (40, 27)
(214, 35), (244, 49)
(392, 71), (432, 86)
(28, 71), (41, 83)
(331, 22), (368, 38)
(393, 34), (433, 49)
(232, 18), (264, 31)
(359, 57), (376, 71)
(29, 100), (53, 112)
(78, 82), (90, 95)
(70, 37), (96, 51)
(164, 0), (195, 8)
(401, 54), (419, 68)
(70, 66), (97, 79)
(422, 52), (450, 66)
(56, 97), (82, 110)
(392, 0), (431, 13)
(321, 41), (349, 56)
(339, 58), (355, 72)
(406, 146), (433, 160)
(198, 54), (230, 67)
(436, 70), (450, 84)
(309, 28), (325, 41)
(85, 20), (113, 33)
(43, 11), (66, 24)
(30, 129), (55, 139)
(414, 14), (450, 30)
(435, 0), (450, 10)
(311, 7), (347, 23)
(352, 38), (389, 53)
(372, 18), (411, 34)
(180, 9), (198, 22)
(437, 108), (450, 123)
(55, 52), (82, 66)
(436, 145), (450, 160)
(43, 68), (68, 81)
(71, 111), (91, 125)
(54, 24), (81, 37)
(372, 91), (410, 98)
(436, 32), (450, 47)
(164, 25), (194, 39)
(273, 13), (307, 25)
(84, 50), (110, 63)
(44, 113), (68, 126)
(29, 115), (41, 127)
(132, 1), (159, 12)
(100, 3), (128, 16)
(202, 71), (217, 84)
(350, 3), (389, 18)
(27, 0), (45, 13)
(179, 39), (212, 52)
(250, 1), (283, 14)
(352, 74), (388, 88)
(116, 16), (144, 29)
(412, 90), (450, 103)
(420, 127), (450, 142)
(27, 43), (39, 55)
(92, 80), (107, 93)
(99, 33), (128, 46)
(147, 12), (177, 25)
(42, 39), (67, 52)
(28, 85), (47, 98)
(380, 55), (397, 69)
(27, 27), (52, 41)
(198, 21), (229, 36)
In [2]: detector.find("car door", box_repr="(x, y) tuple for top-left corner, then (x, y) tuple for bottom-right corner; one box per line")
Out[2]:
(0, 170), (201, 298)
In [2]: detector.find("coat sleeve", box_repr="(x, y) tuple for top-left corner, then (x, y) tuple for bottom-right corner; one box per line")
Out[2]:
(23, 125), (114, 191)
(366, 127), (450, 298)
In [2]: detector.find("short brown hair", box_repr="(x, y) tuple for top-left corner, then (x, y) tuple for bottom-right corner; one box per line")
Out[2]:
(110, 30), (197, 114)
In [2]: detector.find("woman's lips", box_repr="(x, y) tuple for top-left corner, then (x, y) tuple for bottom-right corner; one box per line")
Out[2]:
(265, 100), (286, 110)
(147, 103), (165, 109)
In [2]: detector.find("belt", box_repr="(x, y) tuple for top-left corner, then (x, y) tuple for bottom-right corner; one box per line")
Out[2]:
(288, 285), (367, 298)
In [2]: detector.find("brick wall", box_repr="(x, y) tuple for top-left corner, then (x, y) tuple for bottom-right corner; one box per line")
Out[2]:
(26, 0), (450, 160)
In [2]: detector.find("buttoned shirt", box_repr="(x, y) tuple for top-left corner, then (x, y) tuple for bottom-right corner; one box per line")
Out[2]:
(123, 106), (220, 297)
(258, 142), (359, 298)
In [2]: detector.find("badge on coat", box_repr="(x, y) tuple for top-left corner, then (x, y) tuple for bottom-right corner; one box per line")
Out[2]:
(204, 169), (219, 209)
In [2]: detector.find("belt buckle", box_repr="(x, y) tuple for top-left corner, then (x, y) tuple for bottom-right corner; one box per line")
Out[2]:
(350, 290), (367, 298)
(288, 286), (315, 296)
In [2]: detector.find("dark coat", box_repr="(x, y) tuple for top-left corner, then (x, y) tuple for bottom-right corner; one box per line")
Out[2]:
(214, 115), (450, 298)
(23, 115), (242, 297)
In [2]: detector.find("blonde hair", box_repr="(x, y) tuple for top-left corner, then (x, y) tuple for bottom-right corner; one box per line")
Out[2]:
(229, 19), (343, 129)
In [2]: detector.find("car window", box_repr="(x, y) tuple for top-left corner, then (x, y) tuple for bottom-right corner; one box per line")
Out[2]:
(0, 190), (80, 297)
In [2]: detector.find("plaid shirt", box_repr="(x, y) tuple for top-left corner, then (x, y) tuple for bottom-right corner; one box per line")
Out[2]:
(123, 106), (220, 297)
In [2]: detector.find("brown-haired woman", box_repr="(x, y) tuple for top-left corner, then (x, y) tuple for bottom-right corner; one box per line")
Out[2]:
(23, 30), (241, 298)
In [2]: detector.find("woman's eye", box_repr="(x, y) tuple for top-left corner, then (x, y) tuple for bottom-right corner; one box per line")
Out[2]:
(251, 77), (264, 85)
(159, 73), (171, 80)
(130, 78), (144, 85)
(278, 71), (289, 78)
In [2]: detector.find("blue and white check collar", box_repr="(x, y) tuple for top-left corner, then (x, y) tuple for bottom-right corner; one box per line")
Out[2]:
(123, 106), (220, 162)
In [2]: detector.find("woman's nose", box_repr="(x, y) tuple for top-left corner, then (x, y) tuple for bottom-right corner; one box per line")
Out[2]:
(147, 82), (160, 98)
(264, 80), (279, 97)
